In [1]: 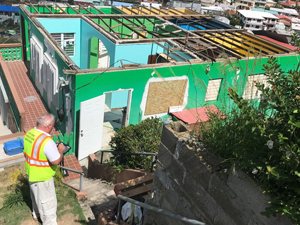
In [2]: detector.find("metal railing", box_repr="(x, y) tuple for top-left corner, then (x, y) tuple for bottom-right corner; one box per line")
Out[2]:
(98, 149), (156, 172)
(116, 195), (207, 225)
(60, 165), (84, 192)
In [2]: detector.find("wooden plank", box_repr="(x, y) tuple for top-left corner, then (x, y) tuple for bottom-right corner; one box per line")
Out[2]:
(145, 79), (187, 115)
(115, 173), (154, 191)
(120, 183), (153, 198)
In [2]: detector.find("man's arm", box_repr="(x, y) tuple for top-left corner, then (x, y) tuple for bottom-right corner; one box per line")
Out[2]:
(50, 143), (65, 165)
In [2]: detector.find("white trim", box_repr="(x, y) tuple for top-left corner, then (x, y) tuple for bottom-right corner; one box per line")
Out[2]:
(0, 77), (8, 103)
(30, 36), (43, 82)
(43, 52), (59, 96)
(140, 76), (189, 120)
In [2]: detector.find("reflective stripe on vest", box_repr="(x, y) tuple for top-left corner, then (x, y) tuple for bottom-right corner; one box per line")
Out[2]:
(27, 133), (51, 167)
(23, 152), (50, 167)
(31, 134), (48, 159)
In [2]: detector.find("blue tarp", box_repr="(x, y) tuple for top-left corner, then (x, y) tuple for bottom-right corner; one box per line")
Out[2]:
(0, 4), (19, 13)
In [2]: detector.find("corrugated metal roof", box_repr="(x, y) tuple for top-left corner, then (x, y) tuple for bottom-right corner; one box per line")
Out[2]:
(257, 35), (298, 50)
(171, 106), (220, 124)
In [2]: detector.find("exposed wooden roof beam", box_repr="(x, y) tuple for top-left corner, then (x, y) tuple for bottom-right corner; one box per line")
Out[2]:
(139, 6), (159, 15)
(66, 3), (79, 14)
(150, 7), (167, 15)
(97, 17), (121, 38)
(121, 6), (138, 15)
(90, 5), (103, 14)
(30, 3), (40, 14)
(55, 4), (66, 14)
(80, 5), (92, 13)
(114, 17), (147, 38)
(44, 4), (54, 14)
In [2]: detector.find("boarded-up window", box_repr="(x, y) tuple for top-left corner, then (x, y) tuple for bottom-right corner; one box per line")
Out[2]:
(243, 74), (268, 100)
(145, 79), (187, 115)
(205, 79), (222, 101)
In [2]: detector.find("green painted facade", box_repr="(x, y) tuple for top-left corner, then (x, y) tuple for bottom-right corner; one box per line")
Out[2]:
(18, 5), (300, 157)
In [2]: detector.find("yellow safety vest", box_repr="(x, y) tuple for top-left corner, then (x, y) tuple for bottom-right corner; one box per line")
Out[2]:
(23, 129), (57, 182)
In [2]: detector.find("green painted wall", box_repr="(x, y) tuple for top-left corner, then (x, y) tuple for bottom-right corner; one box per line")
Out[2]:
(89, 37), (99, 69)
(20, 10), (77, 153)
(72, 55), (300, 153)
(99, 7), (123, 14)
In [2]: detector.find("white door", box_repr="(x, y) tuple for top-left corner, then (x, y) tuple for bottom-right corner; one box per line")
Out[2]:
(78, 95), (105, 160)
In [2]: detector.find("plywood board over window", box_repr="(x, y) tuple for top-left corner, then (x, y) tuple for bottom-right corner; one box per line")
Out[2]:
(243, 74), (268, 100)
(145, 79), (187, 115)
(205, 79), (222, 101)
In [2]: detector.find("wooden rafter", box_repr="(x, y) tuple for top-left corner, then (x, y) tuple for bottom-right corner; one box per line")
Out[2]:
(139, 6), (159, 15)
(67, 3), (79, 14)
(114, 17), (147, 38)
(44, 4), (54, 14)
(30, 3), (40, 14)
(196, 34), (245, 58)
(98, 17), (120, 38)
(235, 30), (290, 53)
(150, 7), (167, 15)
(121, 6), (138, 15)
(161, 7), (180, 15)
(55, 4), (66, 14)
(90, 5), (103, 14)
(80, 5), (92, 14)
(131, 6), (146, 15)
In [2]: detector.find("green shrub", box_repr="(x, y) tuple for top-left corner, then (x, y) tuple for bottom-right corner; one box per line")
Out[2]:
(109, 117), (163, 170)
(200, 57), (300, 223)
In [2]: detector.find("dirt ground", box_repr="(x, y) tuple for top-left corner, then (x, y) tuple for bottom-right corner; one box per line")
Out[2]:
(20, 213), (82, 225)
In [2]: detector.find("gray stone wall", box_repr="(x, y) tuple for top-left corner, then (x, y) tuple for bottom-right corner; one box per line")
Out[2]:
(144, 121), (293, 225)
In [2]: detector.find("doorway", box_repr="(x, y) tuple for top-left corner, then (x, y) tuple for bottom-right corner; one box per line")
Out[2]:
(102, 89), (132, 148)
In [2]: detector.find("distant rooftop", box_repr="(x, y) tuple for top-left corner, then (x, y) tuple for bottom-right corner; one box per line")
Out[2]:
(238, 10), (278, 19)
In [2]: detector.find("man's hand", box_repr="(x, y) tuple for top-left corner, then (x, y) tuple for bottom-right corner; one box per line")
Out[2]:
(57, 143), (65, 154)
(51, 143), (65, 165)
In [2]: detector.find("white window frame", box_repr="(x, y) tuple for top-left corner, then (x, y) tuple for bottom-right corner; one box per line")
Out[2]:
(243, 74), (269, 100)
(205, 79), (222, 101)
(30, 36), (43, 82)
(43, 53), (58, 97)
(51, 33), (75, 57)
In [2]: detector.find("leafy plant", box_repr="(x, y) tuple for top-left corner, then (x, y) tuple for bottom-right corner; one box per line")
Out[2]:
(109, 117), (163, 170)
(0, 188), (24, 210)
(200, 57), (300, 223)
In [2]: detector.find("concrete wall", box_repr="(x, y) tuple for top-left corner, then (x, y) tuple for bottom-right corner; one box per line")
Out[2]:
(144, 121), (293, 225)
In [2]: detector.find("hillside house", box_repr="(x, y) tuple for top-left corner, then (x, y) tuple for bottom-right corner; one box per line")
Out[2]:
(0, 4), (298, 160)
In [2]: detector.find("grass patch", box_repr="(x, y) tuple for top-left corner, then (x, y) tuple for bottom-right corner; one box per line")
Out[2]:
(0, 163), (87, 225)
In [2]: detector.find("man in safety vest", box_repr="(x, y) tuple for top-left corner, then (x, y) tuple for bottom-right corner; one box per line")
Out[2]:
(24, 113), (65, 225)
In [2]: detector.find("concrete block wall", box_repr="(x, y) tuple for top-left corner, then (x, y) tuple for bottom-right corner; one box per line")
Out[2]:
(143, 121), (293, 225)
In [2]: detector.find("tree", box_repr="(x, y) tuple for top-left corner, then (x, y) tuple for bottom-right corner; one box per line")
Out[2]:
(201, 57), (300, 223)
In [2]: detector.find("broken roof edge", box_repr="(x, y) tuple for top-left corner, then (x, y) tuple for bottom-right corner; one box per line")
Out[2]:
(62, 53), (297, 76)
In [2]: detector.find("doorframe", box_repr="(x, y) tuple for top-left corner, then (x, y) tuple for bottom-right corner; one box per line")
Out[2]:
(103, 88), (133, 127)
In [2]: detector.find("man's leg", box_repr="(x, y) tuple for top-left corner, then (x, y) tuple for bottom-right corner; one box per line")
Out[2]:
(36, 177), (58, 225)
(29, 183), (39, 219)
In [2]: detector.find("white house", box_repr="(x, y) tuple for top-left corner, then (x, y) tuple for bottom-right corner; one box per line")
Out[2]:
(270, 7), (299, 17)
(238, 10), (278, 30)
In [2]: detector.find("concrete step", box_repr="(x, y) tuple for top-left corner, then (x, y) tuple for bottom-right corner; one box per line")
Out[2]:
(65, 177), (118, 225)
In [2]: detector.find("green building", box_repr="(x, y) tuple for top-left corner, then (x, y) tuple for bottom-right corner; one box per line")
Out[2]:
(2, 4), (298, 159)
